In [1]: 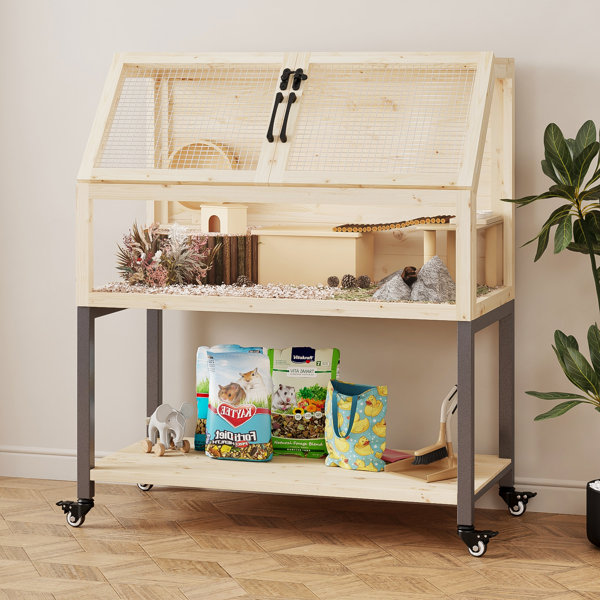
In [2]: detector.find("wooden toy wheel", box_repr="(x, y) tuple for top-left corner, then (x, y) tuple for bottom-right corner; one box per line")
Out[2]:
(154, 442), (166, 457)
(180, 440), (190, 453)
(142, 439), (152, 453)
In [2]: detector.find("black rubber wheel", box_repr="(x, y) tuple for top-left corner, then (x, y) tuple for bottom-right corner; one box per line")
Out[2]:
(136, 483), (153, 492)
(66, 511), (85, 527)
(467, 540), (487, 557)
(508, 500), (526, 516)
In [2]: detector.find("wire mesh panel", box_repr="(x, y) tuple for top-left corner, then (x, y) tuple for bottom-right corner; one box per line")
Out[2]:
(96, 64), (281, 171)
(286, 63), (476, 176)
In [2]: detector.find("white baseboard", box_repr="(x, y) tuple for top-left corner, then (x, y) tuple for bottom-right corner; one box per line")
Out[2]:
(0, 445), (588, 515)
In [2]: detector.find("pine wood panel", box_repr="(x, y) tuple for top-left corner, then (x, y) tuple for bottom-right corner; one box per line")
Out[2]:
(0, 476), (596, 600)
(89, 443), (510, 505)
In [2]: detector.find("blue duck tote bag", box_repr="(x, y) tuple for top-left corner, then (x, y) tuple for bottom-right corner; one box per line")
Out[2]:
(324, 379), (387, 472)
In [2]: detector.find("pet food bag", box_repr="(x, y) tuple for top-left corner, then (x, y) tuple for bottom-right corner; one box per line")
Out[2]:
(205, 351), (273, 461)
(268, 347), (340, 458)
(325, 379), (387, 472)
(195, 345), (263, 451)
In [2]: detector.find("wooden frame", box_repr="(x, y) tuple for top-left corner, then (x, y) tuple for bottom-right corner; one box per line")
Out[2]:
(76, 52), (515, 322)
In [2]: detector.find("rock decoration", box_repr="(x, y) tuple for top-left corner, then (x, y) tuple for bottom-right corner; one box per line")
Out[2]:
(372, 271), (412, 301)
(410, 256), (456, 303)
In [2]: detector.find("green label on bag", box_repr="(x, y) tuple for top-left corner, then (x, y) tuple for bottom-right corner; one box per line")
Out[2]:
(272, 437), (326, 451)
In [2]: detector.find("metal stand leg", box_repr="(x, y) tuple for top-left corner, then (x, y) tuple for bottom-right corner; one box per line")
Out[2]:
(57, 307), (124, 527)
(77, 307), (95, 500)
(457, 317), (498, 557)
(499, 302), (515, 488)
(457, 321), (475, 528)
(497, 301), (537, 516)
(147, 310), (163, 417)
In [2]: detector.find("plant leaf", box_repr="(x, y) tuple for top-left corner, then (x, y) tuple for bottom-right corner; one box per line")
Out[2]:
(541, 158), (563, 185)
(534, 226), (550, 261)
(534, 400), (585, 420)
(588, 324), (600, 375)
(501, 195), (537, 205)
(573, 142), (600, 189)
(564, 346), (600, 394)
(555, 330), (579, 350)
(576, 120), (597, 154)
(554, 213), (572, 253)
(526, 391), (589, 400)
(544, 123), (574, 185)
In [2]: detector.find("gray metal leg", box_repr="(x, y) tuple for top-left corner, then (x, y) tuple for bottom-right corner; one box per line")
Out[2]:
(457, 320), (475, 528)
(147, 310), (163, 417)
(57, 307), (126, 526)
(498, 301), (515, 487)
(77, 307), (95, 499)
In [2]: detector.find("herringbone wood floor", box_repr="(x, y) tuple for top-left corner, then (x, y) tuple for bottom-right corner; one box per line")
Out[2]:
(0, 477), (598, 600)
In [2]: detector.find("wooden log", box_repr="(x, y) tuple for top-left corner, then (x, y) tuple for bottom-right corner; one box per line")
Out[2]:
(238, 234), (245, 277)
(207, 237), (215, 285)
(251, 234), (258, 283)
(214, 235), (223, 284)
(223, 236), (231, 284)
(245, 234), (252, 280)
(230, 236), (238, 283)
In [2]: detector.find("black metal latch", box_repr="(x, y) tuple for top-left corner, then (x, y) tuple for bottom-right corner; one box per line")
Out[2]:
(280, 68), (308, 91)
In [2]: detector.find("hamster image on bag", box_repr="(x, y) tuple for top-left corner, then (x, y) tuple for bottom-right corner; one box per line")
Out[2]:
(237, 368), (268, 401)
(195, 345), (263, 452)
(268, 347), (340, 459)
(206, 351), (273, 462)
(218, 383), (246, 406)
(272, 384), (297, 412)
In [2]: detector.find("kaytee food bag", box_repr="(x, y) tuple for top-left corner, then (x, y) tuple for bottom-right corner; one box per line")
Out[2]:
(325, 379), (387, 472)
(268, 347), (340, 458)
(195, 345), (263, 451)
(205, 351), (273, 461)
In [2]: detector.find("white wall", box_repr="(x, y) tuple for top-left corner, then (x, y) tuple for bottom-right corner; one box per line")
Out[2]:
(1, 0), (599, 514)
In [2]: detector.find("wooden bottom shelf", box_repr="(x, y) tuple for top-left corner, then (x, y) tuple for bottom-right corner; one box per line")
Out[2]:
(92, 441), (511, 506)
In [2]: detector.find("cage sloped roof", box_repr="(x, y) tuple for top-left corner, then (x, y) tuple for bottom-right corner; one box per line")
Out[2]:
(79, 52), (500, 190)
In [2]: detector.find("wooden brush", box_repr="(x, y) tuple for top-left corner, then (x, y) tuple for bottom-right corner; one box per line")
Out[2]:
(412, 386), (458, 465)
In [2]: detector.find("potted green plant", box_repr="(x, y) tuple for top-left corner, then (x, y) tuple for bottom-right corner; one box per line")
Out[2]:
(503, 120), (600, 546)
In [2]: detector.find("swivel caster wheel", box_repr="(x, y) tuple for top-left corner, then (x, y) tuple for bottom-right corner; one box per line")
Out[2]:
(137, 483), (153, 492)
(499, 487), (537, 517)
(458, 526), (497, 558)
(66, 512), (85, 528)
(56, 499), (94, 528)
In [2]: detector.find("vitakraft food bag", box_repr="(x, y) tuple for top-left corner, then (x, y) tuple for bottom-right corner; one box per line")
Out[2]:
(325, 379), (387, 472)
(268, 347), (340, 458)
(195, 345), (263, 451)
(205, 351), (273, 461)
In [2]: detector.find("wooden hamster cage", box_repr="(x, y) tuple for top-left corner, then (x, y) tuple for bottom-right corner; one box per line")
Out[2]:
(62, 53), (533, 557)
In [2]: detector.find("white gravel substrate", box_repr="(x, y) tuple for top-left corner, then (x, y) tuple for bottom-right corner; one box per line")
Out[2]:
(96, 281), (337, 300)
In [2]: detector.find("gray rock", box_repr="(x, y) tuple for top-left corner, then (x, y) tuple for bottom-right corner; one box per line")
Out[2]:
(410, 256), (456, 303)
(373, 271), (412, 301)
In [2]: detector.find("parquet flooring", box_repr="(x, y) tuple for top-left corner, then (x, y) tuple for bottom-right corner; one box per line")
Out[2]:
(0, 476), (598, 600)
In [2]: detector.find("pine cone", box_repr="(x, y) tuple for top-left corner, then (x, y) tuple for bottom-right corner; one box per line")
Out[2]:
(236, 275), (254, 287)
(357, 275), (371, 288)
(401, 266), (418, 287)
(327, 275), (340, 287)
(341, 274), (357, 289)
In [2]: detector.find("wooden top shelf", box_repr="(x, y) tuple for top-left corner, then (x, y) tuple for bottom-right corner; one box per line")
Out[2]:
(92, 441), (511, 506)
(86, 286), (512, 322)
